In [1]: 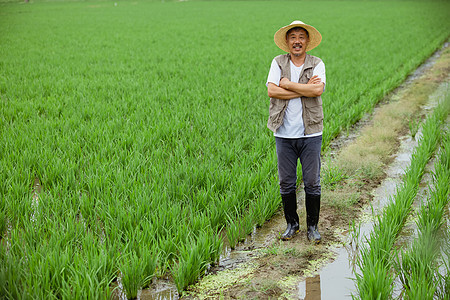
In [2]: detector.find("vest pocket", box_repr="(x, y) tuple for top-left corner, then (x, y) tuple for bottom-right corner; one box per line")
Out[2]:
(268, 98), (288, 131)
(303, 98), (323, 124)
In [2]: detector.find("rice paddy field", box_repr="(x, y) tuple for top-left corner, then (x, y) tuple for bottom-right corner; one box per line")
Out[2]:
(0, 0), (449, 298)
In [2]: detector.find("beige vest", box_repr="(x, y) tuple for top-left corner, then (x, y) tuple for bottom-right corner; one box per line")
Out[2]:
(267, 53), (324, 135)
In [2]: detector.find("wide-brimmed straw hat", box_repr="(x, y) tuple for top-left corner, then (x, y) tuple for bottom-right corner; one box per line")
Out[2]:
(274, 20), (322, 52)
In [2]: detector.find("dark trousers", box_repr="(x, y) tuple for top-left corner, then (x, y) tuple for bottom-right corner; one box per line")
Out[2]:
(275, 136), (322, 196)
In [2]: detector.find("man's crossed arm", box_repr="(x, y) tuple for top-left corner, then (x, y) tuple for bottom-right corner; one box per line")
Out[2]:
(267, 75), (324, 99)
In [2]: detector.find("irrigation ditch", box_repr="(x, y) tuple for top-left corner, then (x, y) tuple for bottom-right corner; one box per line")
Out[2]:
(127, 43), (450, 299)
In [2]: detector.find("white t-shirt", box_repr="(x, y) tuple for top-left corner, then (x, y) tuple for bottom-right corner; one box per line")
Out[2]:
(266, 59), (326, 138)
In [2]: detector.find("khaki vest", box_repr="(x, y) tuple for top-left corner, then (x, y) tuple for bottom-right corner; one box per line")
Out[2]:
(267, 53), (324, 135)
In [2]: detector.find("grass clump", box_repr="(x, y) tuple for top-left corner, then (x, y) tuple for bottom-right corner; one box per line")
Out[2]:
(322, 164), (347, 190)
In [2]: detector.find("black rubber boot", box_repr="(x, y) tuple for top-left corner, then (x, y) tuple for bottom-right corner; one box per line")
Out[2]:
(305, 193), (321, 243)
(281, 222), (299, 240)
(281, 192), (299, 240)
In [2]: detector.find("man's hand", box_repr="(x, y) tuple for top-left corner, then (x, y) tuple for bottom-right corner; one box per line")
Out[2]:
(279, 77), (291, 90)
(307, 75), (322, 85)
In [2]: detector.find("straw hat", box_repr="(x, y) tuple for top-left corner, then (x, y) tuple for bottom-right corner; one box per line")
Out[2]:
(274, 20), (322, 52)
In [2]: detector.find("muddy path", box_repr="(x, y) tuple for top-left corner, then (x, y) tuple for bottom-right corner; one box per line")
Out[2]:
(137, 43), (450, 300)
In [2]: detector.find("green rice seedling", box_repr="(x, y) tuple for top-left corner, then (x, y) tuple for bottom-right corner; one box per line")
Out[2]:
(242, 212), (255, 236)
(79, 232), (118, 288)
(119, 251), (152, 299)
(225, 207), (242, 248)
(137, 244), (158, 288)
(349, 219), (362, 250)
(354, 244), (394, 300)
(64, 254), (114, 300)
(207, 232), (223, 266)
(188, 212), (211, 237)
(225, 211), (254, 249)
(206, 194), (228, 231)
(0, 197), (6, 239)
(252, 189), (281, 228)
(0, 248), (26, 299)
(408, 118), (421, 140)
(226, 219), (240, 250)
(394, 232), (440, 299)
(436, 236), (450, 299)
(172, 240), (207, 294)
(252, 202), (266, 229)
(157, 236), (178, 275)
(172, 229), (222, 293)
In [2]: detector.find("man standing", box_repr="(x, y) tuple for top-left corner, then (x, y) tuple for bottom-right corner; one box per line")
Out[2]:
(266, 21), (325, 243)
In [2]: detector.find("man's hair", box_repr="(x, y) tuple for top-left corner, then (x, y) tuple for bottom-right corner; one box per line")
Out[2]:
(286, 27), (309, 39)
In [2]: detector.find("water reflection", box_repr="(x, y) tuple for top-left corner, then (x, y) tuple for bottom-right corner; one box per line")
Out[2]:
(139, 287), (178, 300)
(298, 275), (321, 300)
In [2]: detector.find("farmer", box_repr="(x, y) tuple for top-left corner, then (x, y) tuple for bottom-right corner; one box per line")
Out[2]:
(266, 20), (325, 243)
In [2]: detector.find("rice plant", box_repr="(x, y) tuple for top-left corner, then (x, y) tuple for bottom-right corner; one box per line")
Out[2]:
(119, 251), (154, 299)
(409, 118), (421, 139)
(172, 230), (222, 294)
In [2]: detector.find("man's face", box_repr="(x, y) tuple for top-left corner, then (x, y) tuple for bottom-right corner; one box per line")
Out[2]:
(286, 28), (309, 57)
